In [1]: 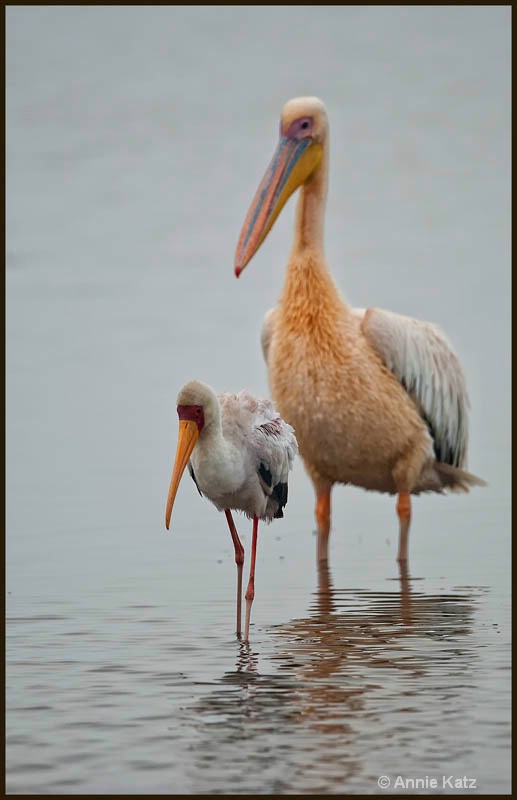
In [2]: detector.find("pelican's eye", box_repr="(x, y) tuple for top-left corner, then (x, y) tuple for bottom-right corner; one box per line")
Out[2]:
(285, 116), (314, 141)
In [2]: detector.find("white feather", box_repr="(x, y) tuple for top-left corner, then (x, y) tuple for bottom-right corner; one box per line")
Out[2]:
(261, 307), (277, 365)
(357, 307), (469, 468)
(182, 383), (298, 522)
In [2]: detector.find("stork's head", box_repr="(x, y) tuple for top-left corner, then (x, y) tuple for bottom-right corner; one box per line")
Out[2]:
(234, 96), (328, 277)
(165, 380), (219, 530)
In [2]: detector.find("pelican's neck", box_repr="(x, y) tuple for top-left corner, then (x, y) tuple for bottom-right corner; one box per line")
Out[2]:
(292, 141), (328, 255)
(280, 140), (352, 325)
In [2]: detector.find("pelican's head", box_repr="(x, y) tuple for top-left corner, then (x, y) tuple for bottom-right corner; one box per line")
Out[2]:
(234, 96), (328, 277)
(165, 380), (219, 530)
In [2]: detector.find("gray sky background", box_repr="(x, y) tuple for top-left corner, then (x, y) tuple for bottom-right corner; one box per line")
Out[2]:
(7, 5), (510, 554)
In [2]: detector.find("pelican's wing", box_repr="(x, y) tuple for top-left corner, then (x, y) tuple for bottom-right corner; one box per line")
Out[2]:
(261, 307), (278, 365)
(360, 307), (469, 468)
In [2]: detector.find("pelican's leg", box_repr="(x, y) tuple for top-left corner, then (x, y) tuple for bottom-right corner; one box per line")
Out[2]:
(315, 483), (332, 563)
(396, 491), (411, 562)
(224, 509), (245, 637)
(243, 515), (259, 642)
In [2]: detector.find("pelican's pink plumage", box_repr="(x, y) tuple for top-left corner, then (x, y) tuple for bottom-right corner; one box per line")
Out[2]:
(165, 380), (297, 640)
(234, 97), (485, 564)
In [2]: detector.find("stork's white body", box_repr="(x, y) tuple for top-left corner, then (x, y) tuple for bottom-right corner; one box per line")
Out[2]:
(189, 389), (297, 521)
(165, 380), (297, 641)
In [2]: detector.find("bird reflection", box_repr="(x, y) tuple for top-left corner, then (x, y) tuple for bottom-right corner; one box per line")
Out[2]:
(236, 640), (259, 675)
(186, 558), (481, 793)
(267, 560), (477, 734)
(315, 559), (412, 623)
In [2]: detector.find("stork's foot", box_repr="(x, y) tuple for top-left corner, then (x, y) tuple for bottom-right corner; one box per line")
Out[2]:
(243, 516), (259, 642)
(224, 509), (245, 637)
(244, 579), (254, 642)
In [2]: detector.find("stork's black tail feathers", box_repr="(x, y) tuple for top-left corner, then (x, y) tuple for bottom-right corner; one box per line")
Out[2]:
(273, 481), (288, 518)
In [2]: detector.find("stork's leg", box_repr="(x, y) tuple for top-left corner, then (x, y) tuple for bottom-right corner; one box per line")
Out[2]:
(224, 509), (245, 637)
(315, 483), (332, 563)
(396, 491), (411, 562)
(243, 515), (259, 642)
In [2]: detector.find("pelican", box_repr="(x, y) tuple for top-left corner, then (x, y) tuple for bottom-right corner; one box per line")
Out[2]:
(234, 96), (485, 564)
(165, 380), (298, 640)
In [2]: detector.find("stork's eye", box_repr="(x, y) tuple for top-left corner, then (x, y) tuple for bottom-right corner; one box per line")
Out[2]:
(195, 407), (202, 416)
(301, 121), (309, 130)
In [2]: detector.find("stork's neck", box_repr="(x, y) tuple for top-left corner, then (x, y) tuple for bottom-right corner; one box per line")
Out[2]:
(198, 417), (225, 454)
(195, 420), (243, 493)
(292, 142), (328, 255)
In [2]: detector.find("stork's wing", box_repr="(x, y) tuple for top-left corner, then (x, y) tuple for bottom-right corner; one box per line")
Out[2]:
(359, 307), (469, 468)
(253, 416), (297, 518)
(236, 393), (297, 518)
(252, 414), (298, 486)
(261, 307), (278, 365)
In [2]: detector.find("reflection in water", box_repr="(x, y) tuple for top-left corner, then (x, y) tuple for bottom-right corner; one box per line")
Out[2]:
(185, 562), (482, 793)
(269, 562), (475, 727)
(235, 641), (259, 675)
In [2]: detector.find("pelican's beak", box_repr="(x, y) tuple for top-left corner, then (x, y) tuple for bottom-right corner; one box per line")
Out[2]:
(234, 135), (322, 277)
(165, 420), (199, 530)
